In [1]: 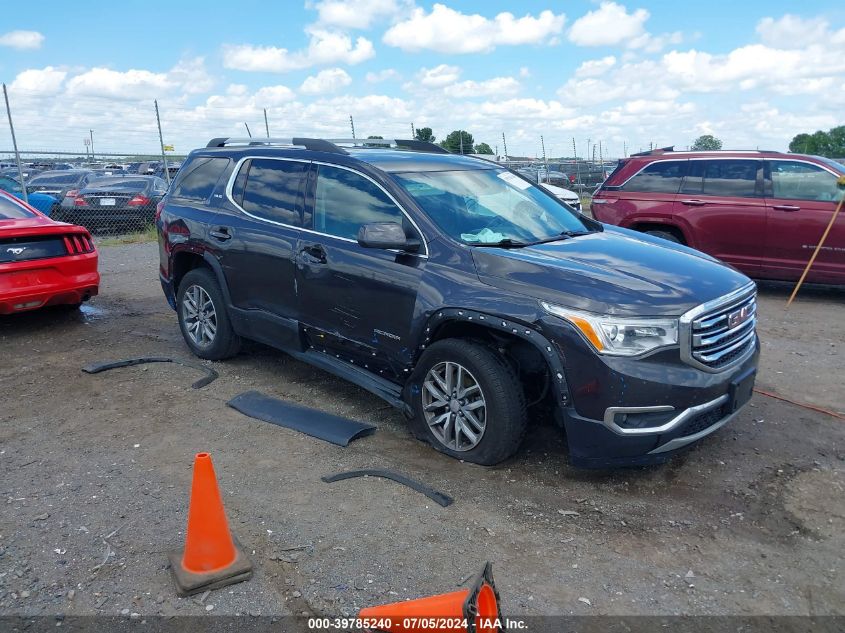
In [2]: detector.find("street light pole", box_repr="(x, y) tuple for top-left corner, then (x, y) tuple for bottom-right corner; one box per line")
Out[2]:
(89, 129), (95, 161)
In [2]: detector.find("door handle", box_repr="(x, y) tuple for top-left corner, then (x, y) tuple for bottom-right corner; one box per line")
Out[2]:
(680, 199), (707, 206)
(772, 204), (800, 212)
(300, 244), (327, 264)
(209, 227), (232, 241)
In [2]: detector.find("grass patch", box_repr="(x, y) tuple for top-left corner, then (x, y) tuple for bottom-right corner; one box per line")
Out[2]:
(97, 225), (158, 247)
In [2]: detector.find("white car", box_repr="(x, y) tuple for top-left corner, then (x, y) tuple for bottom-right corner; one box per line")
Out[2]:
(540, 182), (582, 212)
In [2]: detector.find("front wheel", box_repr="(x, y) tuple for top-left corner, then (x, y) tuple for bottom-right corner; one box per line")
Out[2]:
(645, 229), (684, 244)
(176, 268), (241, 360)
(408, 339), (527, 465)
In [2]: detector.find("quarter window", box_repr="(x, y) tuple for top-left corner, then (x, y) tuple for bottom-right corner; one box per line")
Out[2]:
(769, 160), (841, 202)
(681, 160), (761, 198)
(240, 159), (308, 226)
(314, 165), (405, 240)
(171, 157), (230, 202)
(621, 161), (687, 194)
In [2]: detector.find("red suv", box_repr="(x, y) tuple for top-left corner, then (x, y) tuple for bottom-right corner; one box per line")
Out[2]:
(592, 149), (845, 284)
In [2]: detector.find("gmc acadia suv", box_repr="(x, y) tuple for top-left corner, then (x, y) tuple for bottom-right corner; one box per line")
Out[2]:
(157, 138), (760, 468)
(592, 148), (845, 285)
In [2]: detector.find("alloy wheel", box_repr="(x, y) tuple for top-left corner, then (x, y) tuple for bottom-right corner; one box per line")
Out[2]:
(182, 285), (217, 348)
(422, 361), (487, 451)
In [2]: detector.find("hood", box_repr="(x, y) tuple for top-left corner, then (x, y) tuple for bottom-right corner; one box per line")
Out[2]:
(540, 183), (578, 201)
(471, 226), (751, 317)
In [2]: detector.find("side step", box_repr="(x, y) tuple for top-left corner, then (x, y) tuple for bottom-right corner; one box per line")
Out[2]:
(291, 349), (408, 412)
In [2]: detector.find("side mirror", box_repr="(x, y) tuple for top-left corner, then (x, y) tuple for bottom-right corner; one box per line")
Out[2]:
(357, 222), (420, 252)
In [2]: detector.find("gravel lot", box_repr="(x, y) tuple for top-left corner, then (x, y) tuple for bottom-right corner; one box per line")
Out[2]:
(0, 241), (843, 620)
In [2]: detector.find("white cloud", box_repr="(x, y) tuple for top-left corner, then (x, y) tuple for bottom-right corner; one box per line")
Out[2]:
(223, 28), (374, 72)
(568, 2), (648, 47)
(416, 64), (462, 88)
(575, 56), (617, 78)
(300, 68), (352, 94)
(449, 77), (520, 98)
(383, 4), (565, 53)
(757, 14), (831, 49)
(311, 0), (410, 29)
(365, 68), (400, 83)
(66, 68), (174, 100)
(9, 66), (67, 96)
(0, 30), (44, 50)
(519, 67), (531, 78)
(254, 85), (297, 105)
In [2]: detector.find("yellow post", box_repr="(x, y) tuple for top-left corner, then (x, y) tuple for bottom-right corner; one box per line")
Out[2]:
(786, 175), (845, 307)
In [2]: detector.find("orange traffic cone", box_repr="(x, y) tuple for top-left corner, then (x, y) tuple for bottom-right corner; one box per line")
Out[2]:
(167, 452), (253, 596)
(359, 562), (503, 632)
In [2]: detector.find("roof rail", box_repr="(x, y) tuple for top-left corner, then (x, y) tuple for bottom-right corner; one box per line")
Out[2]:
(205, 137), (348, 154)
(630, 145), (674, 157)
(205, 137), (450, 155)
(324, 138), (450, 154)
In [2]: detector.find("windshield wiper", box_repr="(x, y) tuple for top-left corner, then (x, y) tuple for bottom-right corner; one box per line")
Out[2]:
(469, 238), (529, 248)
(533, 230), (593, 245)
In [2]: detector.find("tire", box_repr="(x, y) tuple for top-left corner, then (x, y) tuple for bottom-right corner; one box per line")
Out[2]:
(176, 268), (241, 360)
(408, 338), (527, 465)
(645, 229), (684, 245)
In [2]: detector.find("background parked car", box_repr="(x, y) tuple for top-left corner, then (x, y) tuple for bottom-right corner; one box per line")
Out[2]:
(26, 170), (95, 205)
(0, 175), (59, 215)
(539, 182), (582, 212)
(591, 149), (845, 285)
(56, 175), (168, 232)
(153, 162), (181, 181)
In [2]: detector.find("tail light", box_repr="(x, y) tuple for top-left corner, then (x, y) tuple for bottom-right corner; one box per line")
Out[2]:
(128, 195), (151, 207)
(74, 196), (88, 207)
(65, 189), (79, 200)
(155, 200), (165, 222)
(63, 232), (95, 255)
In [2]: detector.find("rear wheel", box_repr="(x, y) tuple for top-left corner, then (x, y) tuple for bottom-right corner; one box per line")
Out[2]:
(409, 339), (527, 465)
(644, 229), (684, 244)
(176, 268), (240, 360)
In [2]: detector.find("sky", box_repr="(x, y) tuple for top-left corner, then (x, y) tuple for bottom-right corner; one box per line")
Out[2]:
(1, 0), (844, 157)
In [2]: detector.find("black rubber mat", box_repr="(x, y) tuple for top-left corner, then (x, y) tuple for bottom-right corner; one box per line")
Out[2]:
(227, 390), (376, 447)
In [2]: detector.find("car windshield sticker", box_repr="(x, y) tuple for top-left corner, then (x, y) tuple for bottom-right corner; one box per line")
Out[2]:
(497, 171), (532, 190)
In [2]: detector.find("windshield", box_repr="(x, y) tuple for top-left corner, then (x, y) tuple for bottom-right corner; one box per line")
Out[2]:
(29, 172), (85, 185)
(393, 168), (592, 245)
(0, 195), (36, 219)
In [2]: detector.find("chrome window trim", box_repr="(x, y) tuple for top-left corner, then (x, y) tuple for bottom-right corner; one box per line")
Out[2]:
(602, 394), (729, 436)
(764, 157), (841, 179)
(224, 155), (429, 257)
(679, 282), (757, 373)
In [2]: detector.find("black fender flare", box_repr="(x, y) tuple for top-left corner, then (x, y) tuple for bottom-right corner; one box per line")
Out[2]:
(407, 308), (571, 407)
(201, 251), (234, 308)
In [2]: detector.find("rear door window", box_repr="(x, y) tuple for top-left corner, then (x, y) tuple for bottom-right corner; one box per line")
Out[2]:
(621, 160), (687, 193)
(239, 159), (308, 226)
(682, 160), (762, 198)
(171, 157), (230, 202)
(769, 160), (841, 201)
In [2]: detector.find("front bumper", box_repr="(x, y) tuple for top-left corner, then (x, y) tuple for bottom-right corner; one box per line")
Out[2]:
(538, 315), (760, 468)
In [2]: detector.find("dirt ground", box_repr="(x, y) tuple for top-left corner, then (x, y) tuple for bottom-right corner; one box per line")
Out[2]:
(0, 241), (843, 620)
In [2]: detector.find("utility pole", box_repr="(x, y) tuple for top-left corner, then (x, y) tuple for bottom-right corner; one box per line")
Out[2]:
(623, 141), (627, 157)
(264, 108), (270, 138)
(243, 122), (252, 138)
(90, 129), (95, 162)
(410, 122), (415, 138)
(572, 137), (581, 188)
(3, 83), (27, 204)
(501, 132), (508, 160)
(349, 115), (356, 139)
(459, 131), (464, 155)
(154, 99), (171, 185)
(540, 135), (549, 183)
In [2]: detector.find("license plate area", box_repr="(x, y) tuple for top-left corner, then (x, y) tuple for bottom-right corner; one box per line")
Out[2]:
(100, 198), (116, 206)
(729, 368), (756, 412)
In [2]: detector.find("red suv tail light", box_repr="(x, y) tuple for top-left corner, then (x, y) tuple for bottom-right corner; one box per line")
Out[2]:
(128, 195), (151, 207)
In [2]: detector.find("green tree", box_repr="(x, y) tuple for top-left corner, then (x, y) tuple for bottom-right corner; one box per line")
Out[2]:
(414, 127), (436, 143)
(788, 126), (845, 157)
(443, 130), (475, 154)
(691, 135), (723, 151)
(474, 142), (494, 154)
(366, 135), (383, 139)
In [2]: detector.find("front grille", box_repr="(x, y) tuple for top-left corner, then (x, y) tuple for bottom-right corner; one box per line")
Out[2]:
(683, 286), (757, 371)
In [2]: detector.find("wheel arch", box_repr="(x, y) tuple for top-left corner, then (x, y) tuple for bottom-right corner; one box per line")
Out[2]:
(170, 249), (233, 308)
(410, 309), (571, 409)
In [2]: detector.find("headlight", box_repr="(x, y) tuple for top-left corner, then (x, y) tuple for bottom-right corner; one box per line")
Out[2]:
(541, 302), (678, 356)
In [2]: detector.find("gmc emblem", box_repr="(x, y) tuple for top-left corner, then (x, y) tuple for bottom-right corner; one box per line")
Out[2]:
(728, 304), (752, 329)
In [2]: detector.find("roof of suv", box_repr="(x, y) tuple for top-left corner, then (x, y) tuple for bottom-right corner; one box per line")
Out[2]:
(197, 137), (498, 173)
